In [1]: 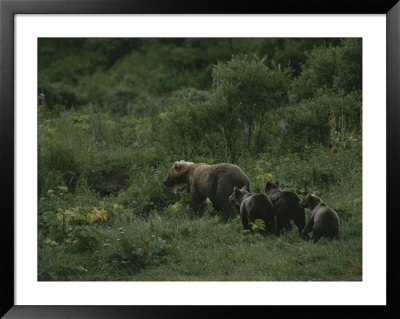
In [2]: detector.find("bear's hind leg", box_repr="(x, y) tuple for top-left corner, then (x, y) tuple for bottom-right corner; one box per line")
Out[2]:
(275, 216), (289, 236)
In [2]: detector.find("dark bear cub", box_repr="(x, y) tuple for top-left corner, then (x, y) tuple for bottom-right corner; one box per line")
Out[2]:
(300, 193), (339, 242)
(229, 186), (274, 232)
(264, 181), (305, 236)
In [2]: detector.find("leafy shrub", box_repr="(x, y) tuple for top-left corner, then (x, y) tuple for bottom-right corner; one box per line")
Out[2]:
(37, 38), (362, 282)
(103, 235), (176, 273)
(38, 141), (80, 195)
(211, 54), (290, 159)
(283, 89), (361, 152)
(38, 82), (86, 110)
(333, 39), (362, 93)
(78, 148), (133, 196)
(66, 225), (100, 251)
(117, 166), (179, 216)
(249, 219), (266, 234)
(158, 99), (217, 160)
(291, 39), (361, 101)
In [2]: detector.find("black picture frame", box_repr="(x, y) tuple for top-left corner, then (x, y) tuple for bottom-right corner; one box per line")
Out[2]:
(1, 0), (399, 318)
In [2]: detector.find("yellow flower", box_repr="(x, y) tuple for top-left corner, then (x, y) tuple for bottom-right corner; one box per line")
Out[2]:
(256, 172), (273, 180)
(86, 208), (108, 224)
(58, 186), (68, 192)
(43, 238), (58, 246)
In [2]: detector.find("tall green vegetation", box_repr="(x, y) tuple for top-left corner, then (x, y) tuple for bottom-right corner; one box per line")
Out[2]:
(38, 38), (362, 281)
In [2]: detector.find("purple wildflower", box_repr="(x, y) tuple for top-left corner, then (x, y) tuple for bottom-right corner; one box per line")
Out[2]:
(62, 110), (68, 117)
(280, 122), (286, 132)
(146, 95), (151, 104)
(101, 140), (106, 147)
(127, 102), (132, 111)
(279, 106), (284, 110)
(243, 127), (249, 135)
(39, 93), (46, 106)
(288, 93), (292, 103)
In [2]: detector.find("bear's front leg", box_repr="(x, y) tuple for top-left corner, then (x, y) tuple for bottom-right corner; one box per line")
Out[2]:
(189, 184), (206, 218)
(193, 201), (206, 218)
(240, 208), (250, 231)
(191, 194), (206, 218)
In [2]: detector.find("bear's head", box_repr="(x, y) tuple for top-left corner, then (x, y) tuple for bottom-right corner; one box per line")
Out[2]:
(163, 160), (194, 188)
(228, 186), (249, 208)
(299, 192), (322, 209)
(264, 180), (281, 196)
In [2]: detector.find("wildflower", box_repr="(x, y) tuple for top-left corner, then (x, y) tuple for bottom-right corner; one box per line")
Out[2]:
(127, 102), (132, 111)
(288, 93), (292, 103)
(101, 140), (106, 147)
(39, 93), (46, 106)
(62, 110), (68, 117)
(279, 106), (284, 110)
(86, 208), (108, 224)
(43, 238), (58, 246)
(146, 95), (151, 104)
(243, 127), (249, 134)
(280, 122), (286, 133)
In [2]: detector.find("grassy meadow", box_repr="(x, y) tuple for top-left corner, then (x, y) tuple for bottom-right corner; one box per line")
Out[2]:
(38, 38), (362, 281)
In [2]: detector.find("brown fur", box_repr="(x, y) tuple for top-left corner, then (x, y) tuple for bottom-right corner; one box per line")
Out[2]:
(264, 181), (305, 236)
(163, 160), (250, 217)
(229, 186), (274, 232)
(300, 193), (339, 242)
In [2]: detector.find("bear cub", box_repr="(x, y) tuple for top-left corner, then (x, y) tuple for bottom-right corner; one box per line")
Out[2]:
(264, 181), (305, 236)
(229, 186), (274, 232)
(300, 193), (339, 242)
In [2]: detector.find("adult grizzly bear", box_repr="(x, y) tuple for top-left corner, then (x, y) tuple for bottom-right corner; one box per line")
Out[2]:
(163, 160), (250, 218)
(300, 193), (339, 242)
(264, 181), (305, 236)
(229, 186), (274, 232)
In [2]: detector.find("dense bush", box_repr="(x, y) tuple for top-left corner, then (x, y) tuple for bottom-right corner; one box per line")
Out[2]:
(291, 38), (361, 101)
(211, 55), (290, 160)
(283, 89), (362, 152)
(37, 38), (362, 281)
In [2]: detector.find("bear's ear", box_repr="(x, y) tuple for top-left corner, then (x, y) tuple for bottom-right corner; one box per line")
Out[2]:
(241, 185), (247, 190)
(235, 187), (241, 195)
(174, 162), (180, 170)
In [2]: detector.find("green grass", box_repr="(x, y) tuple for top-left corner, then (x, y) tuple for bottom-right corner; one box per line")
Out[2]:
(37, 38), (362, 282)
(38, 178), (362, 281)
